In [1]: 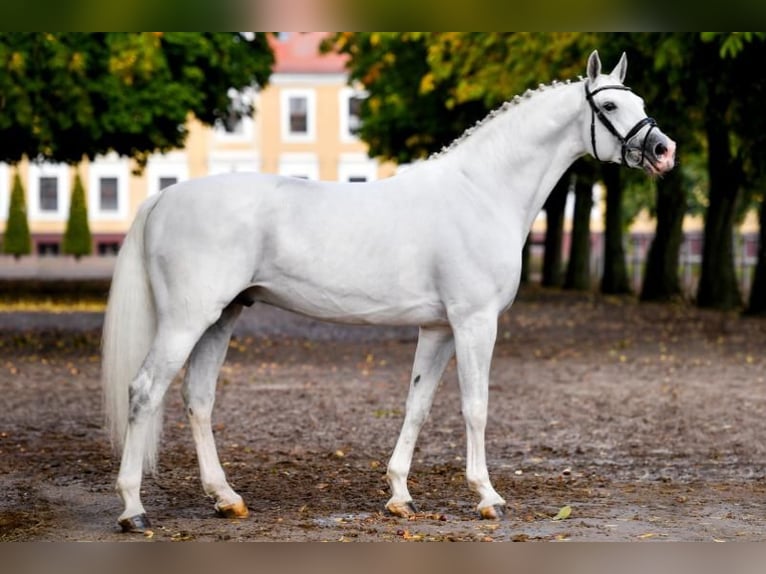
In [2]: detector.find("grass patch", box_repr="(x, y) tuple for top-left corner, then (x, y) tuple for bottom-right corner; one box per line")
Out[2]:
(0, 279), (109, 312)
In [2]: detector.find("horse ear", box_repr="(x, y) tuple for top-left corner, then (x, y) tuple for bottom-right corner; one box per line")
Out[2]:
(610, 52), (628, 83)
(587, 50), (601, 82)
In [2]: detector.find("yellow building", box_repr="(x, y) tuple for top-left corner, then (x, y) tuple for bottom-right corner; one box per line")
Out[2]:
(0, 32), (394, 256)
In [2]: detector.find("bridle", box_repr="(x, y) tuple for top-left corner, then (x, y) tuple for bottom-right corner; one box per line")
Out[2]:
(584, 81), (658, 168)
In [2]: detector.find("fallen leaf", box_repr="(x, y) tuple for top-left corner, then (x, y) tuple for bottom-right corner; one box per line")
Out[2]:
(552, 505), (572, 521)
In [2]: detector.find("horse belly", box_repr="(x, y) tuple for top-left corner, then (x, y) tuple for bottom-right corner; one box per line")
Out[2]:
(252, 244), (447, 327)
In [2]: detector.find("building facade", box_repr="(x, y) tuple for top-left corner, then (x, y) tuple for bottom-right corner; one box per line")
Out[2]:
(0, 32), (395, 256)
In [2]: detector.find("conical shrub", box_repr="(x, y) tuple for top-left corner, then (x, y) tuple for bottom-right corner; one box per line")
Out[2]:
(62, 173), (92, 259)
(3, 171), (31, 259)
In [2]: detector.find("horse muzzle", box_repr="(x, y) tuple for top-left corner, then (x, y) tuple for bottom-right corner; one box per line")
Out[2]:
(627, 128), (676, 176)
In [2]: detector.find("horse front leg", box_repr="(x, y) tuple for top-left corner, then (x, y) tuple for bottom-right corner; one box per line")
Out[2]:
(182, 303), (248, 519)
(386, 326), (455, 517)
(453, 313), (506, 519)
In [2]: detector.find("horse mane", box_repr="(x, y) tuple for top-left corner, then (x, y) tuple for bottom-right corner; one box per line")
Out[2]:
(428, 77), (583, 161)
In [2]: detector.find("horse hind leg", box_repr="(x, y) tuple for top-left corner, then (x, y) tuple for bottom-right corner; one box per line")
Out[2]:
(116, 323), (208, 532)
(181, 302), (248, 519)
(386, 326), (455, 517)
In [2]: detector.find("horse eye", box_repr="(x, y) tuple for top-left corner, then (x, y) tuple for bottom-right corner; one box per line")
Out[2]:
(603, 102), (617, 112)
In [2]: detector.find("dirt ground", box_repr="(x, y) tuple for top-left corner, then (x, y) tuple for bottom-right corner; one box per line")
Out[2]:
(1, 287), (766, 542)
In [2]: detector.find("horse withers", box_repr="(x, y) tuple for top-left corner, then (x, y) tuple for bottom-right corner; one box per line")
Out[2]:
(103, 50), (675, 532)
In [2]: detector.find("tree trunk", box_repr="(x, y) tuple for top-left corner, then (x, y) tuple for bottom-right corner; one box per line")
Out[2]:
(746, 197), (766, 316)
(564, 171), (593, 291)
(640, 167), (685, 301)
(520, 234), (531, 284)
(600, 164), (630, 294)
(696, 96), (742, 310)
(541, 174), (570, 287)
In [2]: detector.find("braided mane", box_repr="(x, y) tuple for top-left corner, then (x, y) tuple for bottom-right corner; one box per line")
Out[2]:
(428, 77), (582, 160)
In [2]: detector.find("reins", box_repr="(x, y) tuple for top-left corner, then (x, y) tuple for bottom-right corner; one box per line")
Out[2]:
(584, 82), (658, 168)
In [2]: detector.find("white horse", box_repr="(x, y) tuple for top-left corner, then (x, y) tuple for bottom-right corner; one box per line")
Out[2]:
(103, 50), (675, 532)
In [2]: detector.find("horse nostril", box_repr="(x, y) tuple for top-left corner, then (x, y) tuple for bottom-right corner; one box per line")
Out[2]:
(654, 142), (667, 157)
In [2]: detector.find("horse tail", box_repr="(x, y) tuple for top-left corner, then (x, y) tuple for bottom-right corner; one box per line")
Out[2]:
(102, 194), (162, 473)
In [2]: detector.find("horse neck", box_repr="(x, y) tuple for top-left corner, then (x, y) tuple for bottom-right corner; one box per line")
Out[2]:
(433, 82), (587, 238)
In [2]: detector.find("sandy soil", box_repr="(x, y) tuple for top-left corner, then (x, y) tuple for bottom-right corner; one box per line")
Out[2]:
(1, 288), (766, 542)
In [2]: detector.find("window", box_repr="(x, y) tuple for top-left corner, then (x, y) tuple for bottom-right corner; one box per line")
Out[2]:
(340, 88), (367, 141)
(99, 177), (119, 212)
(346, 95), (363, 137)
(28, 163), (69, 220)
(337, 153), (378, 183)
(146, 152), (189, 196)
(159, 176), (177, 190)
(214, 88), (254, 142)
(37, 242), (60, 256)
(289, 96), (308, 134)
(281, 89), (316, 142)
(98, 242), (120, 256)
(278, 153), (319, 180)
(208, 151), (260, 175)
(0, 164), (8, 221)
(88, 155), (129, 219)
(39, 177), (59, 212)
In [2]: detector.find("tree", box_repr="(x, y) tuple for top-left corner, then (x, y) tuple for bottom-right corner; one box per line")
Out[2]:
(62, 173), (91, 259)
(747, 196), (766, 315)
(3, 172), (31, 258)
(747, 195), (766, 315)
(600, 164), (631, 294)
(703, 35), (766, 316)
(564, 161), (596, 291)
(541, 172), (570, 287)
(640, 167), (686, 301)
(686, 34), (766, 311)
(610, 33), (702, 303)
(325, 33), (487, 163)
(0, 33), (274, 167)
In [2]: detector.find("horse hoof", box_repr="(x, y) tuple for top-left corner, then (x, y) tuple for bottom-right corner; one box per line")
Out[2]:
(119, 513), (151, 533)
(478, 504), (506, 520)
(216, 499), (249, 519)
(386, 500), (418, 517)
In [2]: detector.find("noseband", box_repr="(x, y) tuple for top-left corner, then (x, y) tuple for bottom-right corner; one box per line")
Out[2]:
(585, 82), (658, 168)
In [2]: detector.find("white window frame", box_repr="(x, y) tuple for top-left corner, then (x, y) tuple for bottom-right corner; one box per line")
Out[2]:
(208, 151), (260, 175)
(337, 153), (378, 183)
(278, 152), (320, 180)
(0, 164), (9, 222)
(88, 155), (130, 220)
(28, 162), (69, 221)
(214, 87), (255, 143)
(339, 87), (366, 142)
(280, 89), (316, 143)
(146, 152), (189, 197)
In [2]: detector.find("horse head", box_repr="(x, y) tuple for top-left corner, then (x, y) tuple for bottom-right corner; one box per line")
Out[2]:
(583, 50), (676, 176)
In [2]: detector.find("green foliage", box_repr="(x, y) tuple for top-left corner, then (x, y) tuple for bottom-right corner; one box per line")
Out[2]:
(701, 32), (766, 58)
(326, 32), (487, 163)
(3, 172), (31, 258)
(62, 173), (92, 259)
(0, 33), (274, 168)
